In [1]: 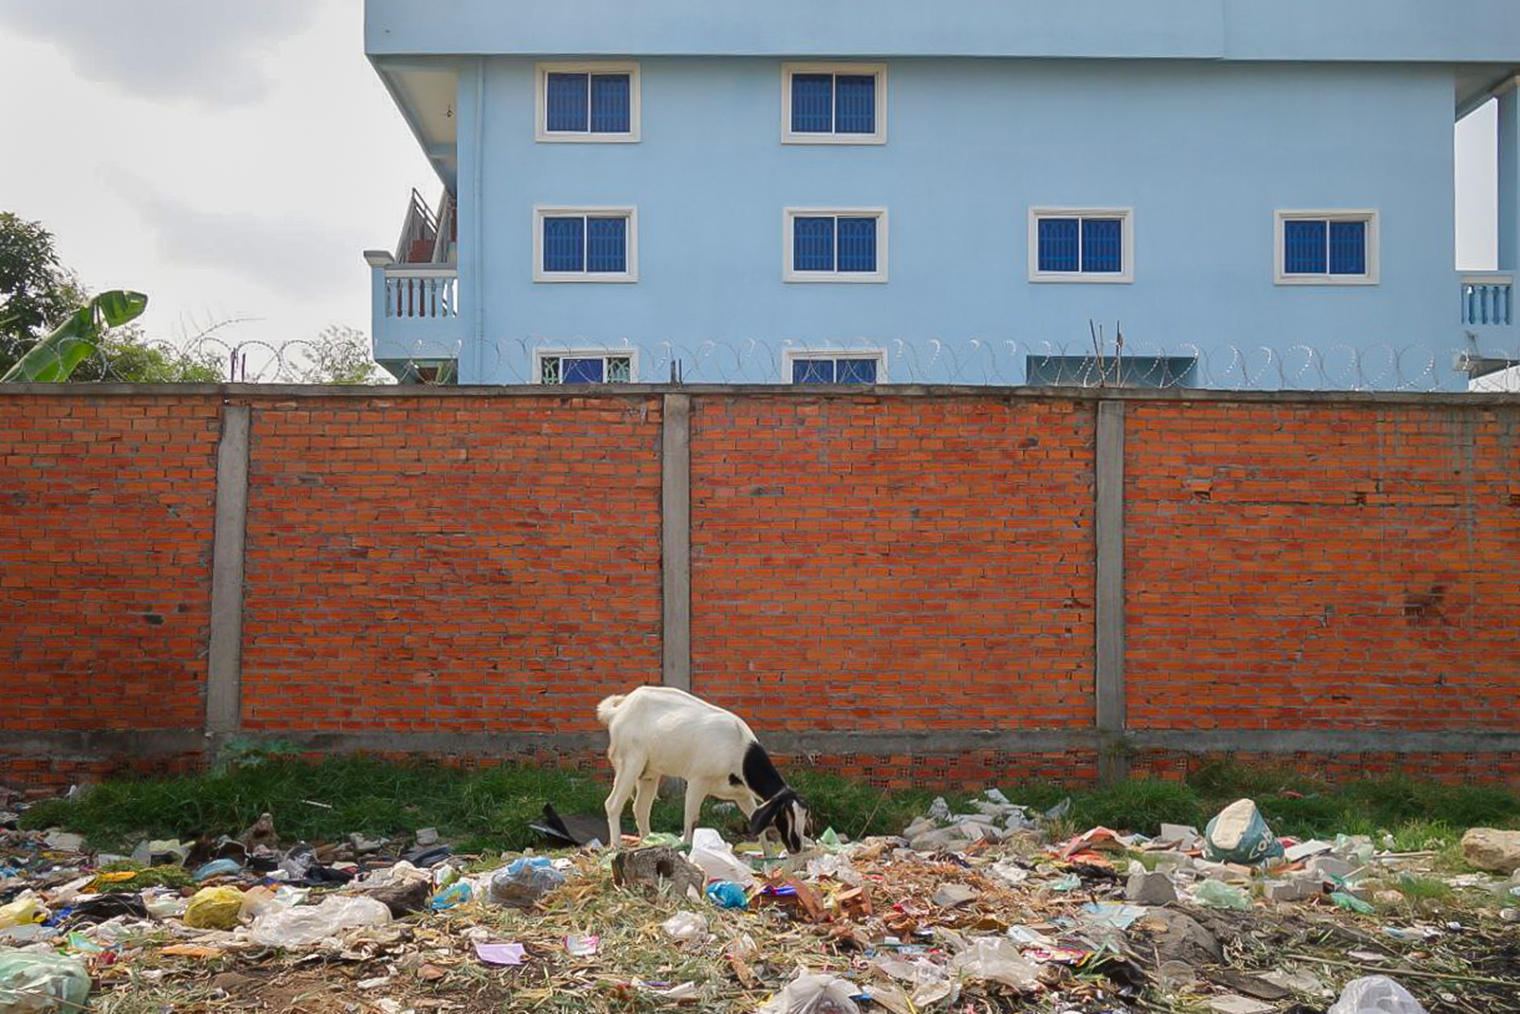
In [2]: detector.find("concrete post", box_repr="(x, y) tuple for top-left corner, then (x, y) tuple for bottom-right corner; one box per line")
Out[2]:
(661, 394), (692, 692)
(1499, 87), (1520, 273)
(1095, 400), (1128, 782)
(205, 405), (251, 757)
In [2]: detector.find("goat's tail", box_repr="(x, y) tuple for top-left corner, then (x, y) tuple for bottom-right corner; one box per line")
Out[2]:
(595, 694), (627, 727)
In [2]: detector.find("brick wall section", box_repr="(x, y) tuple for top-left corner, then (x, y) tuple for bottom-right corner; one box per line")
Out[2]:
(0, 394), (219, 732)
(1124, 402), (1520, 731)
(238, 396), (663, 735)
(689, 396), (1097, 732)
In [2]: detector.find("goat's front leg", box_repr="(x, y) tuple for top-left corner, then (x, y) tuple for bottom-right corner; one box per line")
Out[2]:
(604, 756), (642, 850)
(681, 780), (707, 843)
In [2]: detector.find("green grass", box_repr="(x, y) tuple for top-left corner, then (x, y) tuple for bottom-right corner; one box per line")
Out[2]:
(18, 754), (1520, 856)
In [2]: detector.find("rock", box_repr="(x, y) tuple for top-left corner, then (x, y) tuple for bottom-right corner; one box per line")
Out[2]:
(1284, 839), (1334, 862)
(1126, 871), (1178, 905)
(1263, 877), (1321, 903)
(1461, 828), (1520, 874)
(366, 877), (431, 917)
(1374, 890), (1405, 906)
(932, 883), (979, 908)
(415, 827), (439, 846)
(1137, 908), (1222, 965)
(1149, 851), (1193, 874)
(1159, 823), (1201, 848)
(210, 972), (256, 994)
(349, 833), (387, 854)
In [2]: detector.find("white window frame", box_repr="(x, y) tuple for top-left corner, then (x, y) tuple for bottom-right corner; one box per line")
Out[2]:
(782, 208), (889, 283)
(780, 62), (888, 145)
(532, 347), (640, 385)
(532, 206), (639, 283)
(782, 347), (889, 384)
(534, 61), (642, 143)
(1274, 209), (1380, 286)
(1027, 208), (1135, 284)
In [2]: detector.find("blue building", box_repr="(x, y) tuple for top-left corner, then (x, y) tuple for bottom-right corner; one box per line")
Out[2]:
(362, 0), (1520, 389)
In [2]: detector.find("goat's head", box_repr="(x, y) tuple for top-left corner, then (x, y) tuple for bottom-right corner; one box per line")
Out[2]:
(748, 788), (812, 853)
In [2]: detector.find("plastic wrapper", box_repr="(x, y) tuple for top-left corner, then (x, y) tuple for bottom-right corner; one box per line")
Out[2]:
(1327, 976), (1427, 1014)
(689, 828), (759, 887)
(951, 937), (1041, 992)
(1194, 879), (1252, 911)
(660, 911), (709, 947)
(486, 858), (565, 909)
(0, 951), (91, 1014)
(249, 895), (390, 949)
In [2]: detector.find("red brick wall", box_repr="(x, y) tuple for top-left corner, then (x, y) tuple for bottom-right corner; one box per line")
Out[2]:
(689, 396), (1097, 732)
(1124, 402), (1520, 731)
(0, 395), (219, 732)
(238, 396), (663, 735)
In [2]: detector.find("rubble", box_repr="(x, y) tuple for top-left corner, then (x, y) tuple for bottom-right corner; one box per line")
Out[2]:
(1460, 828), (1520, 874)
(0, 784), (1515, 1014)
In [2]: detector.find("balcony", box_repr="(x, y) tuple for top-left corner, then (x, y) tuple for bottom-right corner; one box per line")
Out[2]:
(1461, 272), (1513, 328)
(367, 190), (463, 371)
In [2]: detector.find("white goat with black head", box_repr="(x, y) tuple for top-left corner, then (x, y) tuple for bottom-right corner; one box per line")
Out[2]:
(596, 686), (811, 852)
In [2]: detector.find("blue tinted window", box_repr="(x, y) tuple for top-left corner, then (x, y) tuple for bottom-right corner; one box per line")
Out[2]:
(561, 358), (605, 383)
(793, 217), (835, 272)
(791, 74), (834, 132)
(586, 218), (627, 273)
(836, 217), (877, 272)
(590, 74), (631, 133)
(1082, 219), (1123, 273)
(1037, 218), (1080, 273)
(1328, 220), (1367, 275)
(834, 75), (876, 134)
(792, 359), (835, 384)
(1284, 220), (1329, 274)
(836, 358), (878, 383)
(545, 73), (589, 132)
(542, 217), (585, 272)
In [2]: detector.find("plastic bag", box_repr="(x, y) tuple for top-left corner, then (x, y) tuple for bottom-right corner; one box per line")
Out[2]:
(0, 895), (45, 930)
(430, 882), (473, 911)
(250, 895), (390, 948)
(486, 857), (566, 909)
(0, 951), (91, 1014)
(184, 885), (246, 930)
(193, 859), (242, 882)
(689, 829), (759, 888)
(1327, 976), (1428, 1014)
(951, 937), (1041, 992)
(706, 881), (748, 909)
(1194, 880), (1252, 911)
(758, 972), (862, 1014)
(1204, 799), (1284, 865)
(660, 911), (709, 947)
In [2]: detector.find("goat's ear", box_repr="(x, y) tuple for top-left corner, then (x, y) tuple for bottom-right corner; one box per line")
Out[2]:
(748, 790), (795, 836)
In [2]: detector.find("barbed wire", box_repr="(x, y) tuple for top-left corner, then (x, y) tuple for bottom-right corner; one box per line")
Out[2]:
(8, 333), (1520, 392)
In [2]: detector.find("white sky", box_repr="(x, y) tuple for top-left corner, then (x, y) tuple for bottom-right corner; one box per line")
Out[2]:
(0, 1), (1502, 360)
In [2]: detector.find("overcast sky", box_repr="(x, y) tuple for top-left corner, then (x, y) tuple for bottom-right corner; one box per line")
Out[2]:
(0, 1), (1502, 362)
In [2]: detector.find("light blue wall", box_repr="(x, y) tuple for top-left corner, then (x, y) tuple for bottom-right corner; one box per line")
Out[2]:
(455, 57), (1469, 384)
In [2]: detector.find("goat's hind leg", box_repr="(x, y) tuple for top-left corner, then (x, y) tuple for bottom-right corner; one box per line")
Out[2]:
(632, 773), (660, 839)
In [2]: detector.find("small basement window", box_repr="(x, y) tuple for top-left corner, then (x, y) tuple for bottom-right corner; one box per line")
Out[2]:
(1025, 355), (1197, 389)
(536, 62), (640, 141)
(535, 349), (636, 385)
(782, 63), (887, 144)
(785, 350), (885, 384)
(1276, 210), (1378, 284)
(534, 207), (638, 282)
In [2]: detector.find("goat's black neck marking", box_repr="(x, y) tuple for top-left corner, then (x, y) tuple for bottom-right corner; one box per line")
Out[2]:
(741, 742), (787, 800)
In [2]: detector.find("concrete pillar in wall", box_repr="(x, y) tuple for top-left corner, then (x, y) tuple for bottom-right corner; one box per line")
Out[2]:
(1499, 87), (1520, 272)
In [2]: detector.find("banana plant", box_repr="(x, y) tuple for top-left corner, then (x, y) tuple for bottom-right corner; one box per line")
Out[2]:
(0, 290), (148, 382)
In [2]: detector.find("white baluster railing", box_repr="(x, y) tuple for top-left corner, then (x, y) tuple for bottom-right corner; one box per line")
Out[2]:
(384, 267), (458, 320)
(1461, 273), (1513, 327)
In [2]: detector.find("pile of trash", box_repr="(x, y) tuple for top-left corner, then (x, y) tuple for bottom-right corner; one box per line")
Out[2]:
(2, 785), (1519, 1014)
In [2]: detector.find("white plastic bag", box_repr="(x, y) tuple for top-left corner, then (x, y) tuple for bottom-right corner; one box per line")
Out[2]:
(1327, 976), (1427, 1014)
(758, 972), (862, 1014)
(689, 829), (759, 888)
(660, 911), (709, 948)
(250, 895), (390, 949)
(951, 938), (1041, 992)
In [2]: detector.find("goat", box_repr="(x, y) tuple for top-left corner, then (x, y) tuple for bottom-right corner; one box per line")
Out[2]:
(596, 686), (811, 852)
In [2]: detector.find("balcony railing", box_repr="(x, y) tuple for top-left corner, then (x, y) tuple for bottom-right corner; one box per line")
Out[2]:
(384, 266), (458, 320)
(1461, 273), (1513, 327)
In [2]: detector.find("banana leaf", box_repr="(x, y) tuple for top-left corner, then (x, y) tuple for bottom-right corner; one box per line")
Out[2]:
(1, 290), (148, 382)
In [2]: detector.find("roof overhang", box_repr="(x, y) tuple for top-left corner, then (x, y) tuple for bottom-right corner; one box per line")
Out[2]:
(372, 59), (459, 191)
